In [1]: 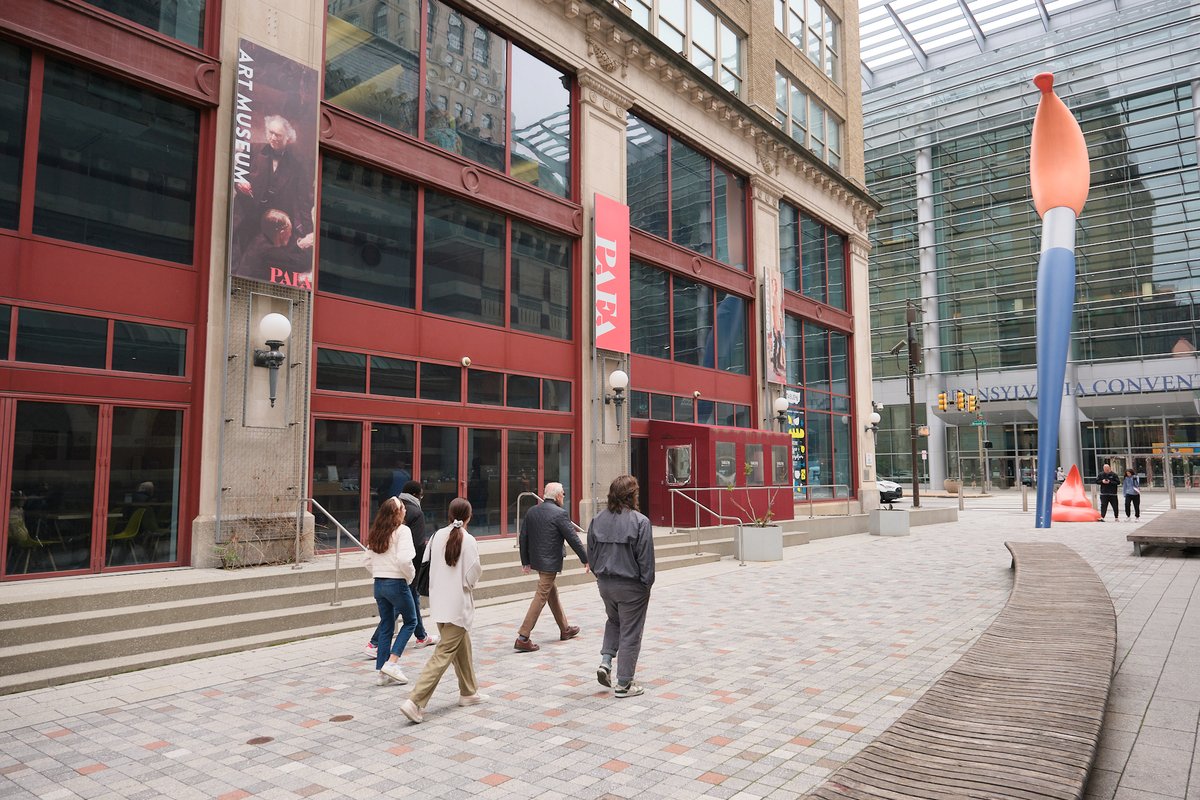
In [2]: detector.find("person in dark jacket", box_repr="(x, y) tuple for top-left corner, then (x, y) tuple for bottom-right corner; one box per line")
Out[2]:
(587, 475), (655, 698)
(514, 482), (588, 652)
(366, 482), (438, 660)
(1096, 463), (1120, 521)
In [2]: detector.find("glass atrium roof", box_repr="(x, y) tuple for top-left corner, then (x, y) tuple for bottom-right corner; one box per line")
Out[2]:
(859, 0), (1101, 78)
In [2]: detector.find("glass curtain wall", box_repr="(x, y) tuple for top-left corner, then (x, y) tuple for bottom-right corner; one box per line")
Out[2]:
(866, 6), (1200, 378)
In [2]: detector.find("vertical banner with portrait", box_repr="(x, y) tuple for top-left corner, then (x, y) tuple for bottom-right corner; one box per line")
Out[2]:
(228, 39), (319, 291)
(594, 193), (631, 353)
(764, 268), (787, 385)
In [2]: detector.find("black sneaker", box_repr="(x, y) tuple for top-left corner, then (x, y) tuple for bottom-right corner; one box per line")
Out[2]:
(596, 664), (612, 688)
(614, 682), (644, 698)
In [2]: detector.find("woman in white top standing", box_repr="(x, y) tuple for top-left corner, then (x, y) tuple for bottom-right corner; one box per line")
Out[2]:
(401, 497), (485, 723)
(364, 497), (418, 686)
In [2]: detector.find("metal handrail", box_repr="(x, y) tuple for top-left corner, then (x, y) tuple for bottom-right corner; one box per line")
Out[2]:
(513, 491), (542, 548)
(667, 489), (745, 564)
(669, 482), (854, 526)
(796, 483), (853, 518)
(308, 497), (368, 608)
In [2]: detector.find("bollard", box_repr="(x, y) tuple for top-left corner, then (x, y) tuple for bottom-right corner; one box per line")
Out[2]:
(1022, 483), (1028, 512)
(958, 487), (964, 511)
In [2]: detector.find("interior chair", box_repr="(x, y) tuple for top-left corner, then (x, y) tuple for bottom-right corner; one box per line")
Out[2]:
(106, 507), (145, 566)
(8, 508), (57, 574)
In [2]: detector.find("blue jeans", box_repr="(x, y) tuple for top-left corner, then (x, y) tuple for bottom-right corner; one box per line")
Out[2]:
(370, 583), (427, 648)
(373, 578), (417, 671)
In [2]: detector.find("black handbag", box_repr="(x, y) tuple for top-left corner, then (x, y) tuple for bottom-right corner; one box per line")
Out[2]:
(414, 555), (430, 597)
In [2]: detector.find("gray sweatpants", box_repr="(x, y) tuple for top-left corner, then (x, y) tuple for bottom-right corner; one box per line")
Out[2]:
(597, 577), (652, 684)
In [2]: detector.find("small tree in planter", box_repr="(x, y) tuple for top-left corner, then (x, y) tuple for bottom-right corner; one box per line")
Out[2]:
(725, 461), (781, 527)
(725, 462), (785, 561)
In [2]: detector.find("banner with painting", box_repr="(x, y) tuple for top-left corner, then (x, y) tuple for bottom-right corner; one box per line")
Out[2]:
(228, 39), (319, 291)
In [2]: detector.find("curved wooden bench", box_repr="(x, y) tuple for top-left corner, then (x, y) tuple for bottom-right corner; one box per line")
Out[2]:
(804, 541), (1116, 800)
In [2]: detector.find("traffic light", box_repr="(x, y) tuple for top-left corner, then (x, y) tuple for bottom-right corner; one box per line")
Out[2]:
(955, 390), (965, 410)
(967, 394), (977, 413)
(937, 392), (947, 412)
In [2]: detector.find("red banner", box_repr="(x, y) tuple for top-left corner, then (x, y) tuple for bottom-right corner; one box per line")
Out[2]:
(594, 193), (630, 353)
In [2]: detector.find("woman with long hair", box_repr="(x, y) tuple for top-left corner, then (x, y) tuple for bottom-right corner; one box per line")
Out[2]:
(364, 496), (418, 686)
(587, 475), (655, 698)
(400, 497), (485, 723)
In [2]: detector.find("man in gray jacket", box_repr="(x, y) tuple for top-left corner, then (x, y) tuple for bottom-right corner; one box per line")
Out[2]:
(515, 482), (588, 652)
(587, 475), (655, 698)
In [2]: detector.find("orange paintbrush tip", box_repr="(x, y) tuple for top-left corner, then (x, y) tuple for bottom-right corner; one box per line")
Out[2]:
(1029, 72), (1090, 218)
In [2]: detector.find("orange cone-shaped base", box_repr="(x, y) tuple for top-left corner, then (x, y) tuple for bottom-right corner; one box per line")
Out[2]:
(1052, 464), (1101, 522)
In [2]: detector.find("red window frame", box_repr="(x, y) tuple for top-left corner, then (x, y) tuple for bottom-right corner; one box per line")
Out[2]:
(0, 1), (222, 580)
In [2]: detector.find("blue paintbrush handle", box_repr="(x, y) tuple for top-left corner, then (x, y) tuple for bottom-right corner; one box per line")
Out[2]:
(1034, 247), (1077, 527)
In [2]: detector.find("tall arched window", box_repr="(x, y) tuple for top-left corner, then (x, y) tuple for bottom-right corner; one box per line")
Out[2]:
(472, 27), (490, 64)
(373, 3), (388, 36)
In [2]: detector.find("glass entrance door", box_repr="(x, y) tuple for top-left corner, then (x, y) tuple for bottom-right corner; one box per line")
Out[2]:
(310, 418), (570, 544)
(3, 399), (184, 579)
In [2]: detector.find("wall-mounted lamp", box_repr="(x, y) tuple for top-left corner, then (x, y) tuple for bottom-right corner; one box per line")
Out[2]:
(605, 369), (629, 430)
(773, 396), (790, 431)
(253, 312), (292, 407)
(865, 410), (882, 435)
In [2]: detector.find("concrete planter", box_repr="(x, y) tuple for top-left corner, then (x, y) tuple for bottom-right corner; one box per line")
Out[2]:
(739, 525), (783, 561)
(870, 509), (910, 536)
(944, 479), (963, 494)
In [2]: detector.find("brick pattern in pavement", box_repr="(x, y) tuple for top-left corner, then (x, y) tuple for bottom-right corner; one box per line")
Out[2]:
(0, 496), (1197, 800)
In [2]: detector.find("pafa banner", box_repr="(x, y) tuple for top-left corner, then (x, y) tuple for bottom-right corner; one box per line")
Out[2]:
(594, 193), (630, 353)
(228, 40), (319, 291)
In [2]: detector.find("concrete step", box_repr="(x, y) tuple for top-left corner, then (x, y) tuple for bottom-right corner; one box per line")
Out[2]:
(0, 578), (377, 642)
(0, 560), (374, 621)
(0, 595), (380, 675)
(0, 616), (375, 696)
(0, 538), (727, 693)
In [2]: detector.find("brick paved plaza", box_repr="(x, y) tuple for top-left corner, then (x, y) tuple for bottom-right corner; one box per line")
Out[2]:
(1, 497), (1197, 800)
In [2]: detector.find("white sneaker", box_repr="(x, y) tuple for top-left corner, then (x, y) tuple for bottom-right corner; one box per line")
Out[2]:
(415, 635), (439, 648)
(364, 642), (377, 658)
(380, 662), (409, 684)
(400, 698), (424, 724)
(458, 693), (489, 707)
(376, 671), (398, 686)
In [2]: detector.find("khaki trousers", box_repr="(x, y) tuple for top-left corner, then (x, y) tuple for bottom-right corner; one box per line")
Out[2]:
(408, 622), (477, 709)
(518, 571), (568, 637)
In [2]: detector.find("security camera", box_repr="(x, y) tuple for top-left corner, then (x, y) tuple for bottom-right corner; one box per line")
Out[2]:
(461, 356), (472, 367)
(888, 340), (906, 356)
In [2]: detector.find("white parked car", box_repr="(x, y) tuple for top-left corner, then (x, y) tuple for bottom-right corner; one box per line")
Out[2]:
(878, 479), (903, 507)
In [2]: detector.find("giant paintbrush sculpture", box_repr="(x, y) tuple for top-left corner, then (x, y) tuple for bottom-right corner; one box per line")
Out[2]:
(1030, 72), (1090, 528)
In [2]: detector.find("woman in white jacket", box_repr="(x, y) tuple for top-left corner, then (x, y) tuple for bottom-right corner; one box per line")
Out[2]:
(365, 497), (417, 686)
(401, 497), (485, 723)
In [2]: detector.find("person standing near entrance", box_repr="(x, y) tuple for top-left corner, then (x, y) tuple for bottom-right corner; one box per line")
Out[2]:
(1122, 469), (1141, 521)
(1096, 463), (1120, 521)
(587, 475), (655, 699)
(514, 483), (588, 652)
